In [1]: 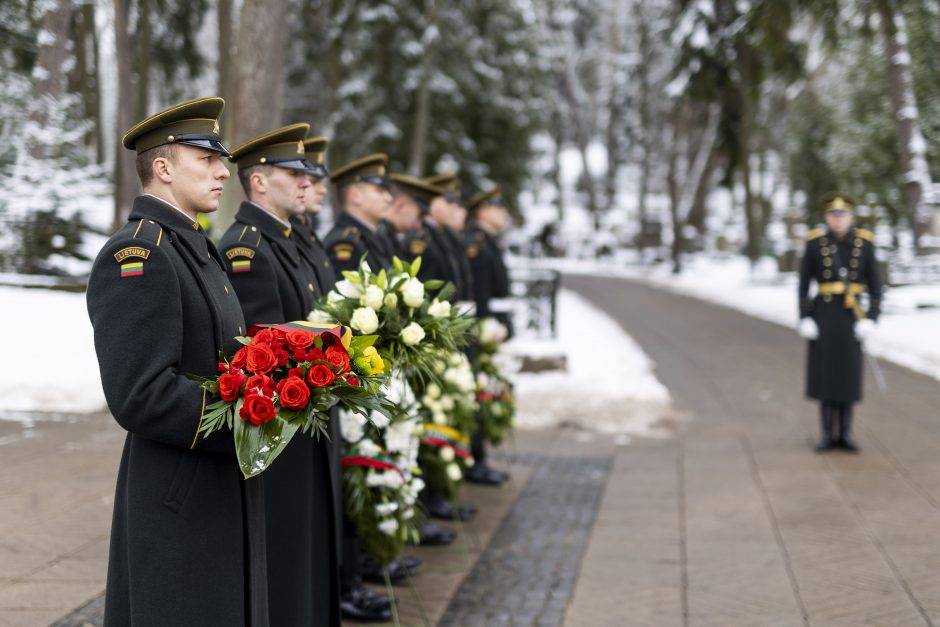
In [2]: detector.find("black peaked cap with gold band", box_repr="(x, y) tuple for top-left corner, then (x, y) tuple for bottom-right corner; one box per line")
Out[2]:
(821, 191), (857, 212)
(424, 171), (461, 202)
(330, 153), (389, 189)
(466, 186), (503, 213)
(230, 123), (313, 171)
(303, 135), (329, 178)
(390, 174), (445, 211)
(121, 97), (230, 156)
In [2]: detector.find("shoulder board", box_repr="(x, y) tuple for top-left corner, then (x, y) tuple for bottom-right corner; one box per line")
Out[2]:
(130, 218), (164, 247)
(342, 225), (361, 242)
(236, 224), (263, 247)
(855, 228), (874, 241)
(805, 229), (824, 241)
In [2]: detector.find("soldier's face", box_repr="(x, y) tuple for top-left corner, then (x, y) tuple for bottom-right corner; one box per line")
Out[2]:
(448, 202), (467, 230)
(305, 175), (327, 214)
(480, 204), (509, 232)
(824, 209), (853, 236)
(429, 197), (450, 224)
(170, 146), (230, 214)
(266, 167), (310, 217)
(390, 196), (421, 232)
(357, 182), (393, 224)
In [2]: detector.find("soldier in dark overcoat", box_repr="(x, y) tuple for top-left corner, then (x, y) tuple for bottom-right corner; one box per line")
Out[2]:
(464, 186), (514, 485)
(217, 124), (339, 626)
(798, 192), (882, 452)
(86, 98), (269, 626)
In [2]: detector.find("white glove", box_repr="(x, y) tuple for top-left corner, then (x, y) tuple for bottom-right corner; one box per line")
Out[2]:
(854, 318), (875, 341)
(798, 317), (819, 340)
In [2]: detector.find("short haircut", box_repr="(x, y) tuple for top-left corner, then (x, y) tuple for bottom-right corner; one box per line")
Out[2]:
(136, 144), (177, 187)
(334, 183), (354, 211)
(238, 164), (274, 197)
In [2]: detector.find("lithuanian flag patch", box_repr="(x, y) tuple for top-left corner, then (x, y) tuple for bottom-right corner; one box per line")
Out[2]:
(231, 259), (252, 273)
(120, 261), (144, 278)
(333, 243), (354, 261)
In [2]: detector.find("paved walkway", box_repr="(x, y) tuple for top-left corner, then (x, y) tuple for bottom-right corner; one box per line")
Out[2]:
(563, 275), (940, 627)
(3, 273), (940, 626)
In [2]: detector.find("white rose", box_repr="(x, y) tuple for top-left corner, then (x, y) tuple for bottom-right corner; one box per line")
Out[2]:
(440, 396), (455, 411)
(401, 277), (425, 308)
(480, 317), (508, 344)
(465, 456), (475, 468)
(326, 290), (345, 304)
(383, 292), (399, 308)
(370, 412), (390, 430)
(428, 299), (451, 319)
(376, 502), (399, 516)
(402, 507), (415, 520)
(307, 309), (334, 324)
(385, 472), (404, 488)
(401, 322), (426, 346)
(336, 279), (364, 299)
(439, 446), (455, 462)
(339, 411), (366, 442)
(366, 471), (385, 488)
(410, 477), (426, 495)
(350, 307), (379, 334)
(361, 284), (385, 311)
(378, 518), (399, 536)
(425, 383), (441, 399)
(432, 411), (447, 425)
(358, 439), (381, 457)
(446, 462), (463, 482)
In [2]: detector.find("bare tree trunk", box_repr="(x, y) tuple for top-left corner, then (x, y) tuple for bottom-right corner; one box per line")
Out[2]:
(113, 0), (138, 227)
(876, 0), (934, 249)
(26, 0), (72, 161)
(217, 0), (233, 137)
(602, 9), (626, 212)
(75, 3), (103, 162)
(135, 0), (151, 120)
(408, 0), (439, 175)
(550, 110), (565, 224)
(737, 46), (760, 264)
(666, 103), (684, 274)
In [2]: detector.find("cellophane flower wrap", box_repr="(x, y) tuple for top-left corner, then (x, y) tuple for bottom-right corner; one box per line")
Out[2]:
(475, 317), (519, 445)
(189, 322), (396, 479)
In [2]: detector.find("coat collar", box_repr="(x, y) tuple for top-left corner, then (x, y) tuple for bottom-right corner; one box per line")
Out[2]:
(236, 201), (295, 240)
(129, 194), (217, 266)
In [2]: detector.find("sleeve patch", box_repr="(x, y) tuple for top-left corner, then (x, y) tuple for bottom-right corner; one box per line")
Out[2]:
(226, 246), (255, 260)
(466, 244), (479, 258)
(231, 259), (252, 273)
(120, 261), (144, 277)
(114, 246), (151, 262)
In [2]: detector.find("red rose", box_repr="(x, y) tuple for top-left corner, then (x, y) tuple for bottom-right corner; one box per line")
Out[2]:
(246, 343), (277, 373)
(273, 347), (289, 367)
(286, 329), (316, 351)
(276, 376), (310, 410)
(306, 363), (335, 387)
(250, 328), (276, 346)
(240, 392), (277, 426)
(218, 371), (246, 402)
(345, 376), (360, 387)
(218, 361), (229, 373)
(272, 328), (289, 343)
(306, 347), (326, 363)
(231, 347), (248, 370)
(324, 345), (351, 375)
(288, 367), (304, 379)
(292, 348), (307, 362)
(244, 374), (274, 395)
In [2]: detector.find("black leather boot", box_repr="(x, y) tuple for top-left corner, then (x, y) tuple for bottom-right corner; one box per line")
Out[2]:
(838, 404), (860, 452)
(815, 403), (836, 452)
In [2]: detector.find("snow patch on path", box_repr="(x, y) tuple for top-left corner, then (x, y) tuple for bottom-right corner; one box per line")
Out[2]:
(509, 289), (676, 442)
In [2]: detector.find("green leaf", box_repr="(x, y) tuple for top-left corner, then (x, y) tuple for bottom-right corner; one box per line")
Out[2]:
(411, 256), (422, 276)
(424, 279), (445, 290)
(392, 256), (404, 274)
(377, 269), (387, 290)
(236, 336), (251, 346)
(342, 270), (362, 284)
(233, 407), (301, 479)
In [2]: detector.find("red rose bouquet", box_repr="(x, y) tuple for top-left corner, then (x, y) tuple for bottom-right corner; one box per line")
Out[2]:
(190, 321), (396, 478)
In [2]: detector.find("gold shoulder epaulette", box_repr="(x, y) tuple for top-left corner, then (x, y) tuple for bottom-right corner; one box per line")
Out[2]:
(236, 224), (263, 247)
(131, 218), (164, 247)
(342, 225), (361, 242)
(855, 228), (874, 241)
(806, 229), (824, 241)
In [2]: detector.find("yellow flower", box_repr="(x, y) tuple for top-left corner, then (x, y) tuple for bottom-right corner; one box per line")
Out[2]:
(363, 346), (385, 374)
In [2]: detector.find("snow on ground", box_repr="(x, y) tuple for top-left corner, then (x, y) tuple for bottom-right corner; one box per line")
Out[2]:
(530, 254), (940, 382)
(508, 288), (677, 443)
(0, 287), (105, 416)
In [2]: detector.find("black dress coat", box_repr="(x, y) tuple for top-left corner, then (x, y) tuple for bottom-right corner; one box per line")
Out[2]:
(403, 218), (464, 295)
(218, 201), (340, 627)
(86, 194), (268, 626)
(323, 211), (394, 274)
(465, 222), (513, 333)
(799, 227), (882, 403)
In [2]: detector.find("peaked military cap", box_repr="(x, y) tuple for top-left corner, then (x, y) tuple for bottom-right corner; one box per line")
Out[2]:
(390, 174), (445, 213)
(230, 123), (313, 171)
(330, 153), (389, 189)
(466, 186), (503, 212)
(424, 171), (461, 202)
(303, 135), (329, 178)
(822, 191), (857, 212)
(121, 96), (230, 156)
